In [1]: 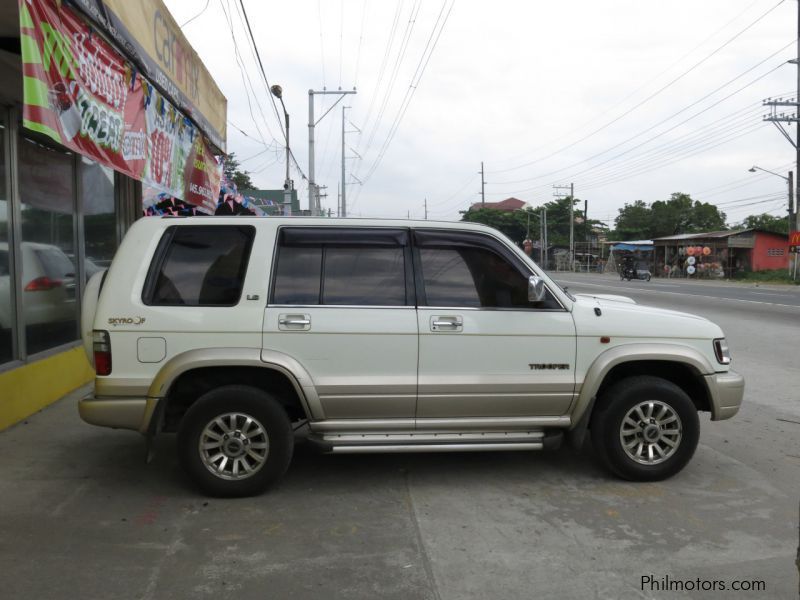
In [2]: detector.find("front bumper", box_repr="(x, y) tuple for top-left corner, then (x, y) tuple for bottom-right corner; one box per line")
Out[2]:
(705, 370), (745, 420)
(79, 393), (158, 433)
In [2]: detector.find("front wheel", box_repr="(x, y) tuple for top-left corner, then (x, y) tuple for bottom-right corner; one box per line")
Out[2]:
(177, 385), (294, 497)
(591, 376), (699, 481)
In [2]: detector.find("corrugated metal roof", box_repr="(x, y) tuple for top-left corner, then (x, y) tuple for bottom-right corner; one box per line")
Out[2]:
(653, 230), (748, 241)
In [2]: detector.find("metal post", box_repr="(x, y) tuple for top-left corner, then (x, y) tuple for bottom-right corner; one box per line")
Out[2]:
(283, 107), (291, 216)
(308, 90), (315, 215)
(569, 183), (574, 271)
(543, 207), (548, 268)
(480, 162), (485, 207)
(341, 106), (347, 218)
(307, 89), (357, 216)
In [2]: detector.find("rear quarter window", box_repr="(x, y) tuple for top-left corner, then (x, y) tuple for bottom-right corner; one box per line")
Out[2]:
(142, 225), (255, 306)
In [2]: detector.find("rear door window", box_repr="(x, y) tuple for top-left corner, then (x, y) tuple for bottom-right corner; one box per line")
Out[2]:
(271, 227), (410, 306)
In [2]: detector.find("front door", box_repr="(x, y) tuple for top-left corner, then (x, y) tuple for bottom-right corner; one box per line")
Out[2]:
(263, 227), (418, 420)
(413, 229), (576, 420)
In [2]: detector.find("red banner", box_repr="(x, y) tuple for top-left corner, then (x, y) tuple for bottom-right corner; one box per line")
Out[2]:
(19, 0), (220, 213)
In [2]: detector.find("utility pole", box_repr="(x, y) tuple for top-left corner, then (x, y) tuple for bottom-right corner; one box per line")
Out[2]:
(553, 183), (575, 270)
(341, 106), (347, 217)
(585, 198), (589, 271)
(424, 198), (428, 220)
(539, 208), (545, 266)
(308, 88), (356, 215)
(480, 162), (485, 207)
(763, 2), (800, 279)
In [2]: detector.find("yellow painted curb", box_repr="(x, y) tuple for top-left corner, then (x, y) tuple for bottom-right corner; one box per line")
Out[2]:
(0, 347), (94, 431)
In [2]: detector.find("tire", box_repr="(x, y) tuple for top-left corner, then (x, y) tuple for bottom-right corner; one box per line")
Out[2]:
(177, 385), (294, 497)
(590, 376), (699, 481)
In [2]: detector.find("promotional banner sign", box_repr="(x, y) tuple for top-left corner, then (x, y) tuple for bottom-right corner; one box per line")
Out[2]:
(66, 0), (226, 152)
(19, 0), (221, 213)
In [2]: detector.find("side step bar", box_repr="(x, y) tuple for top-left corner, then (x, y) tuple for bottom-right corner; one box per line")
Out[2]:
(306, 430), (563, 454)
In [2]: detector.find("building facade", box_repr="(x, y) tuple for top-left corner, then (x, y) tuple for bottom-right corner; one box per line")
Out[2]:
(0, 0), (225, 430)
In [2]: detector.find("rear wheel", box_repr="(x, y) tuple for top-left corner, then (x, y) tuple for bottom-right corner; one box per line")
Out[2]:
(177, 385), (293, 497)
(591, 376), (699, 481)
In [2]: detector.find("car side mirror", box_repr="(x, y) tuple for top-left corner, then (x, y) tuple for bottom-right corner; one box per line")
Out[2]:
(528, 275), (546, 302)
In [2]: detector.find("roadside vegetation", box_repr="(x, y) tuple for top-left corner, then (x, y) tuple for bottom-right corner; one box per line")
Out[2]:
(733, 268), (799, 285)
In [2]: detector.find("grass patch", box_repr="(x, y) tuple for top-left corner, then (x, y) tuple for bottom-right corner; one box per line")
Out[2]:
(733, 268), (799, 285)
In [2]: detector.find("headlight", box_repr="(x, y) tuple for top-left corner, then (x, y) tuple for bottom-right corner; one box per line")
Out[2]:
(713, 338), (731, 365)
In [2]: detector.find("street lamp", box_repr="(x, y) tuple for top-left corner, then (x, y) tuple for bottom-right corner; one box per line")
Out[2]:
(748, 165), (793, 217)
(271, 84), (292, 216)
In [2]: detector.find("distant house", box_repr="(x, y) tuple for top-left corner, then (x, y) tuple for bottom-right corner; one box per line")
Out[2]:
(652, 229), (789, 277)
(240, 188), (301, 215)
(469, 197), (528, 212)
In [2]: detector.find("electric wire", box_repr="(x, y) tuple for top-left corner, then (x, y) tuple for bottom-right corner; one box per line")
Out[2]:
(219, 0), (277, 152)
(358, 0), (421, 164)
(490, 43), (792, 190)
(487, 56), (790, 198)
(359, 0), (454, 184)
(180, 0), (211, 28)
(488, 0), (766, 171)
(487, 0), (787, 176)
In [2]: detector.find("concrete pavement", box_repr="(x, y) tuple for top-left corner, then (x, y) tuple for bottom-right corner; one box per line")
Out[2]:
(0, 279), (798, 599)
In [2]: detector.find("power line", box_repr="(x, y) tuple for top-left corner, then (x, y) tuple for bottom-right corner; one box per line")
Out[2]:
(180, 0), (211, 27)
(354, 0), (368, 86)
(360, 0), (454, 183)
(358, 0), (421, 163)
(487, 0), (787, 176)
(488, 54), (790, 197)
(487, 0), (765, 172)
(219, 0), (278, 150)
(237, 0), (287, 143)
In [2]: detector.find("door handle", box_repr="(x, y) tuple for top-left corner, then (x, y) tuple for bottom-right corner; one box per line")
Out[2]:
(432, 320), (458, 328)
(279, 318), (310, 326)
(430, 316), (463, 332)
(278, 313), (311, 331)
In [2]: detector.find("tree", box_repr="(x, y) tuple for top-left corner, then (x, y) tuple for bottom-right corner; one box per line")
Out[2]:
(740, 213), (789, 234)
(461, 196), (604, 247)
(612, 193), (727, 239)
(222, 152), (254, 190)
(460, 207), (531, 242)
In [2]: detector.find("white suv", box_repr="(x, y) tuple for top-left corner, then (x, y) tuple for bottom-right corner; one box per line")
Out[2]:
(79, 217), (744, 496)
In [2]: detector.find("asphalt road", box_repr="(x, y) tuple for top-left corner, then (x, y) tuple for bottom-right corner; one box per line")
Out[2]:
(0, 278), (798, 600)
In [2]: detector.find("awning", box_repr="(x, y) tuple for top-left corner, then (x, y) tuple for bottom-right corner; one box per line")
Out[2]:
(612, 243), (654, 252)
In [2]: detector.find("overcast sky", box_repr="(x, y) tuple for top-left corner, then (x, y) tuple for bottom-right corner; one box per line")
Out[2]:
(164, 0), (796, 228)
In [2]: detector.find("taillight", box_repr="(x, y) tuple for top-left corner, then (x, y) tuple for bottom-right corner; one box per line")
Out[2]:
(93, 330), (112, 375)
(24, 276), (62, 291)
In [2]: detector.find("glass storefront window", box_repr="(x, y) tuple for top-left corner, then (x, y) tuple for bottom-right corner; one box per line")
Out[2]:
(80, 157), (116, 278)
(19, 137), (78, 355)
(0, 123), (13, 365)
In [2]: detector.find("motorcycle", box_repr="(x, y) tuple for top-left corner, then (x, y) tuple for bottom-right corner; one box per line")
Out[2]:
(620, 263), (651, 282)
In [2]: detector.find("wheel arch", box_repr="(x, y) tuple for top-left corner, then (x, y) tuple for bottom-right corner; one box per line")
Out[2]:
(571, 344), (715, 429)
(144, 348), (322, 433)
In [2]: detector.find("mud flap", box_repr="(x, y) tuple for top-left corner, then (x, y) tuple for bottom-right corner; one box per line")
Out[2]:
(566, 396), (596, 451)
(144, 399), (165, 464)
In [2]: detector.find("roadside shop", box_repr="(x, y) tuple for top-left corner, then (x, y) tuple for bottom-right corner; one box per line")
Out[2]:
(0, 0), (226, 429)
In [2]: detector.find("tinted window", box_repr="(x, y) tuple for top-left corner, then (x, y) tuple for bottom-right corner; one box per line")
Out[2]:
(145, 226), (254, 306)
(272, 228), (409, 306)
(323, 247), (406, 305)
(272, 246), (322, 304)
(420, 246), (543, 308)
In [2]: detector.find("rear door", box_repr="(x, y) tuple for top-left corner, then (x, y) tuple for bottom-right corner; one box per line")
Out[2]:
(263, 227), (418, 419)
(413, 229), (576, 419)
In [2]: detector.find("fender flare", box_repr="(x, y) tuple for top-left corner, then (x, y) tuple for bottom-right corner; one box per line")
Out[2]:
(141, 347), (323, 431)
(570, 342), (715, 430)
